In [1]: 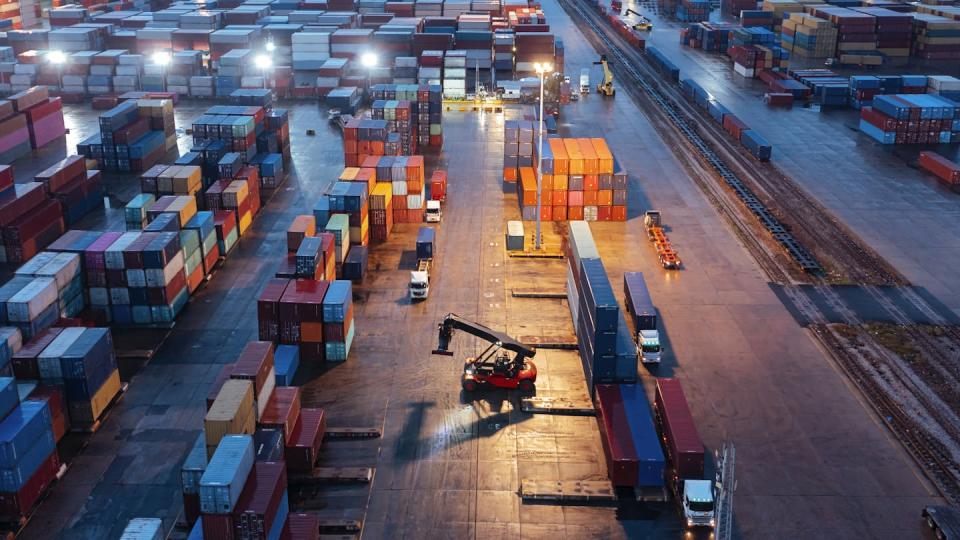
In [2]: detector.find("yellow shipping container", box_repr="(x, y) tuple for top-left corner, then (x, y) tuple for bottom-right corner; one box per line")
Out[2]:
(205, 379), (255, 450)
(349, 215), (370, 244)
(167, 195), (198, 226)
(339, 167), (359, 181)
(371, 182), (393, 205)
(68, 369), (121, 425)
(548, 139), (569, 175)
(239, 211), (253, 236)
(173, 166), (202, 195)
(563, 139), (584, 175)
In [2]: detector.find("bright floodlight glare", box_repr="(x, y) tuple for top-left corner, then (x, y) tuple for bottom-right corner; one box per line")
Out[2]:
(266, 41), (276, 52)
(48, 50), (67, 65)
(152, 51), (171, 66)
(360, 52), (378, 68)
(534, 63), (553, 74)
(254, 54), (273, 70)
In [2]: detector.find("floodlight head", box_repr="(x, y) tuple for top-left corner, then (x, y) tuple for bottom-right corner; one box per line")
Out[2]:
(254, 54), (273, 70)
(360, 52), (378, 68)
(534, 63), (553, 75)
(152, 51), (171, 66)
(266, 41), (276, 52)
(48, 50), (67, 65)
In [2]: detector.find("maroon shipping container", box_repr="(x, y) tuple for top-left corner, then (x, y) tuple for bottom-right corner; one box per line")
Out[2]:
(184, 492), (200, 525)
(279, 280), (329, 323)
(722, 114), (747, 140)
(0, 182), (47, 227)
(0, 165), (12, 193)
(283, 513), (320, 540)
(258, 279), (291, 342)
(233, 461), (287, 540)
(232, 341), (276, 398)
(322, 304), (353, 343)
(3, 199), (63, 244)
(11, 327), (63, 380)
(260, 387), (302, 443)
(594, 385), (639, 487)
(275, 255), (297, 280)
(207, 363), (236, 410)
(284, 408), (326, 472)
(653, 378), (704, 480)
(34, 155), (85, 194)
(203, 511), (237, 540)
(0, 450), (59, 520)
(918, 151), (960, 187)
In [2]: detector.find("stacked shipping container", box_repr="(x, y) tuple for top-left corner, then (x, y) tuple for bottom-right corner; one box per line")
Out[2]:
(75, 98), (177, 173)
(859, 94), (960, 144)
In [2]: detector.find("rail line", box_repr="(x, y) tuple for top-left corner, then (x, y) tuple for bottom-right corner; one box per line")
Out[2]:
(556, 0), (960, 504)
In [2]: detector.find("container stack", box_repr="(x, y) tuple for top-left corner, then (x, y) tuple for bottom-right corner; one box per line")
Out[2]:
(494, 31), (515, 72)
(812, 7), (876, 58)
(859, 94), (960, 145)
(329, 179), (372, 247)
(0, 396), (59, 524)
(385, 155), (427, 224)
(76, 99), (177, 173)
(502, 119), (536, 184)
(0, 181), (65, 265)
(564, 221), (637, 391)
(855, 7), (911, 59)
(676, 0), (711, 23)
(36, 327), (120, 428)
(522, 138), (626, 222)
(371, 97), (417, 156)
(368, 182), (394, 242)
(443, 50), (467, 98)
(12, 251), (85, 332)
(682, 22), (739, 52)
(911, 14), (960, 60)
(258, 278), (355, 363)
(0, 96), (34, 163)
(7, 87), (67, 151)
(343, 118), (392, 167)
(514, 32), (555, 76)
(780, 13), (837, 59)
(36, 157), (104, 228)
(326, 87), (362, 115)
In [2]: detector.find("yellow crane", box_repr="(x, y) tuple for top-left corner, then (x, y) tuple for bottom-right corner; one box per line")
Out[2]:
(594, 55), (615, 97)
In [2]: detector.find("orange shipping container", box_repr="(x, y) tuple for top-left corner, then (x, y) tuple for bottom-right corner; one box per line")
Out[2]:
(355, 167), (376, 190)
(591, 138), (614, 174)
(563, 139), (583, 175)
(541, 204), (553, 221)
(598, 206), (612, 221)
(287, 215), (316, 252)
(568, 190), (584, 206)
(553, 174), (568, 190)
(584, 190), (598, 206)
(504, 167), (517, 183)
(612, 205), (627, 221)
(584, 174), (598, 191)
(301, 322), (323, 343)
(406, 156), (425, 181)
(361, 155), (380, 168)
(549, 139), (569, 175)
(569, 206), (584, 220)
(519, 167), (538, 206)
(598, 189), (613, 206)
(577, 138), (599, 175)
(344, 140), (357, 154)
(339, 167), (359, 182)
(553, 205), (568, 221)
(541, 173), (553, 191)
(552, 189), (567, 206)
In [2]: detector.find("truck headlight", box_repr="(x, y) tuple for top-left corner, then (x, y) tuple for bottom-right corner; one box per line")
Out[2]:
(687, 518), (694, 527)
(710, 518), (715, 527)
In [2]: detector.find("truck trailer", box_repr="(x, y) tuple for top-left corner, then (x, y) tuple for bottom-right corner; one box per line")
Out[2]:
(654, 378), (716, 530)
(623, 272), (662, 364)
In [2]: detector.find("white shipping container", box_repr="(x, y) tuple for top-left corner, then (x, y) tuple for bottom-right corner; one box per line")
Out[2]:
(392, 180), (408, 196)
(407, 194), (423, 209)
(113, 75), (138, 87)
(35, 252), (81, 290)
(14, 252), (57, 278)
(292, 32), (330, 44)
(291, 44), (329, 54)
(126, 269), (146, 288)
(119, 517), (164, 540)
(191, 87), (214, 97)
(6, 278), (57, 323)
(116, 66), (141, 76)
(106, 236), (143, 268)
(255, 367), (276, 420)
(145, 252), (184, 288)
(37, 326), (85, 380)
(0, 328), (21, 358)
(13, 64), (37, 75)
(89, 287), (109, 306)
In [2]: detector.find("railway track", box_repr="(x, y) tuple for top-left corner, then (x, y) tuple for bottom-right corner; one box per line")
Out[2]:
(560, 0), (904, 286)
(556, 0), (960, 504)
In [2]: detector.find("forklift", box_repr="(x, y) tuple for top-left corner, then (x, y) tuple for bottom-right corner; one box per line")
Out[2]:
(594, 55), (616, 97)
(625, 9), (654, 31)
(431, 313), (538, 392)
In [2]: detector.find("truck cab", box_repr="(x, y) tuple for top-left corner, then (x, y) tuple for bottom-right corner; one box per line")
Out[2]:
(409, 269), (429, 300)
(580, 68), (590, 94)
(637, 329), (662, 363)
(425, 200), (442, 223)
(681, 479), (716, 529)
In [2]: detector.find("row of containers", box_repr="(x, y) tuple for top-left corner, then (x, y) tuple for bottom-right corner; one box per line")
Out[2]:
(0, 156), (104, 265)
(502, 125), (630, 221)
(0, 86), (67, 164)
(918, 151), (960, 191)
(563, 221), (708, 496)
(0, 323), (123, 523)
(341, 83), (444, 165)
(2, 5), (562, 98)
(680, 78), (772, 161)
(182, 339), (325, 539)
(858, 93), (960, 145)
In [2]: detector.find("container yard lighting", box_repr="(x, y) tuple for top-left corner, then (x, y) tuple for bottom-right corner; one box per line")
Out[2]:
(266, 41), (276, 52)
(254, 54), (272, 89)
(152, 51), (171, 66)
(533, 62), (553, 250)
(360, 52), (378, 68)
(47, 50), (67, 65)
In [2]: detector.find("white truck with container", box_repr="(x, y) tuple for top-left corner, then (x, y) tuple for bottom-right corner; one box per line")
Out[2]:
(409, 227), (435, 301)
(579, 68), (590, 94)
(623, 271), (662, 364)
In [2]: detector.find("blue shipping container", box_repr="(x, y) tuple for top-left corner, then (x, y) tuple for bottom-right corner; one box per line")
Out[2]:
(0, 401), (51, 468)
(618, 384), (666, 487)
(199, 434), (254, 513)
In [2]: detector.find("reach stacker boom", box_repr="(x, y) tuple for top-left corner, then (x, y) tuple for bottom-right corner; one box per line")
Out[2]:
(432, 313), (538, 392)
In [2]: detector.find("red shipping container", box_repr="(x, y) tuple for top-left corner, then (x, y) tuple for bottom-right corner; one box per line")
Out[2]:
(34, 155), (85, 194)
(0, 182), (46, 227)
(233, 461), (288, 540)
(284, 408), (326, 472)
(203, 512), (237, 540)
(0, 165), (12, 193)
(207, 363), (236, 410)
(594, 385), (639, 487)
(283, 512), (320, 540)
(299, 342), (323, 363)
(27, 385), (69, 442)
(11, 327), (63, 380)
(258, 279), (291, 341)
(918, 151), (960, 187)
(183, 492), (200, 525)
(3, 199), (63, 244)
(279, 279), (329, 324)
(322, 303), (353, 342)
(259, 387), (302, 443)
(232, 341), (276, 398)
(203, 242), (221, 275)
(654, 378), (705, 480)
(0, 451), (59, 520)
(215, 210), (238, 238)
(722, 114), (747, 141)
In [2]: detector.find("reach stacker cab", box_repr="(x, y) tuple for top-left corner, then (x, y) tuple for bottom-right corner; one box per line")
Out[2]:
(431, 313), (538, 392)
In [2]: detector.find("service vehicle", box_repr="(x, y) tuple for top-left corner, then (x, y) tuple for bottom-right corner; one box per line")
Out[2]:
(623, 272), (662, 364)
(431, 313), (538, 392)
(923, 505), (960, 540)
(594, 56), (615, 97)
(580, 68), (591, 94)
(644, 210), (681, 269)
(655, 378), (717, 530)
(425, 200), (442, 223)
(409, 227), (435, 300)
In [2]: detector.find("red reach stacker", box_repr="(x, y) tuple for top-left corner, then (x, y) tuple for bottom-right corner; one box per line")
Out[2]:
(431, 313), (538, 392)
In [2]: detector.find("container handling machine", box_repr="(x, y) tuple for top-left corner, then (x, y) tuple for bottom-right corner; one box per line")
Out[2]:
(431, 313), (538, 392)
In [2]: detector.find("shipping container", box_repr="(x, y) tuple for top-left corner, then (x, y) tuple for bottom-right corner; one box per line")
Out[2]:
(654, 378), (705, 480)
(199, 434), (255, 514)
(623, 272), (657, 331)
(285, 408), (326, 472)
(594, 384), (639, 487)
(619, 384), (666, 487)
(233, 461), (287, 540)
(205, 379), (255, 455)
(119, 517), (164, 540)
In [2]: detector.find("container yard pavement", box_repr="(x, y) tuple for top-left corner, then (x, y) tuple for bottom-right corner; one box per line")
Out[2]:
(620, 3), (960, 316)
(18, 102), (337, 539)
